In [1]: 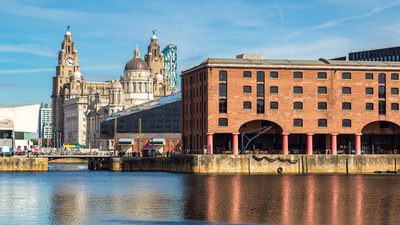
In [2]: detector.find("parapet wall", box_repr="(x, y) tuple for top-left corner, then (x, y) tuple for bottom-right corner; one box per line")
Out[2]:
(0, 157), (48, 171)
(109, 155), (400, 174)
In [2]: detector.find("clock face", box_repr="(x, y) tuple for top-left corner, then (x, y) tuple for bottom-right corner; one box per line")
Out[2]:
(66, 58), (75, 67)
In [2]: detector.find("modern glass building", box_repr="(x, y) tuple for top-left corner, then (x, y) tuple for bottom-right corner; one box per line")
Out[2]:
(162, 44), (178, 91)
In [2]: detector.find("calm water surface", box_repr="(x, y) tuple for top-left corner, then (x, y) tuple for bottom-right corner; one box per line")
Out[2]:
(0, 164), (399, 225)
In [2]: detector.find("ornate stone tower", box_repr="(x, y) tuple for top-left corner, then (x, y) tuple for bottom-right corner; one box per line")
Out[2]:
(145, 31), (164, 76)
(51, 29), (80, 147)
(144, 30), (172, 97)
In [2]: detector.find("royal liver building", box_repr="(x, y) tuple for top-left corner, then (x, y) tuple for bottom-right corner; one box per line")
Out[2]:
(51, 30), (177, 149)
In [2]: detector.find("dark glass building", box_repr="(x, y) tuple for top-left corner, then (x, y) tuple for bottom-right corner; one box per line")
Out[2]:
(100, 92), (181, 153)
(349, 46), (400, 61)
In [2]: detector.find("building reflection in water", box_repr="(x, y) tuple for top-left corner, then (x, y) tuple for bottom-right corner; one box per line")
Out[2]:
(2, 171), (400, 224)
(330, 174), (339, 225)
(183, 174), (400, 224)
(49, 184), (88, 224)
(281, 175), (290, 225)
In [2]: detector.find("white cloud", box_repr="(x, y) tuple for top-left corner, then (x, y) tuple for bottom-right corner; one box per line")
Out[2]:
(0, 68), (53, 75)
(0, 44), (55, 57)
(262, 37), (350, 59)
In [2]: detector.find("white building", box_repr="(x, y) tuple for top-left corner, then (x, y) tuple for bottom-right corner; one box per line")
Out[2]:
(0, 104), (40, 151)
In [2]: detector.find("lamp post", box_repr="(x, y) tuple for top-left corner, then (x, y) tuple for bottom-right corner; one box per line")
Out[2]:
(89, 113), (92, 154)
(138, 118), (142, 155)
(114, 116), (118, 156)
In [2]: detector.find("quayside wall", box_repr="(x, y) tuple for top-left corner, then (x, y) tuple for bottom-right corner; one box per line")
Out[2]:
(0, 158), (48, 171)
(106, 154), (400, 174)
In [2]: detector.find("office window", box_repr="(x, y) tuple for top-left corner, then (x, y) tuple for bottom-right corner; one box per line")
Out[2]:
(342, 72), (351, 80)
(293, 71), (303, 79)
(257, 84), (264, 97)
(270, 71), (278, 79)
(219, 99), (227, 113)
(270, 86), (278, 94)
(342, 102), (352, 110)
(257, 71), (265, 82)
(293, 119), (303, 127)
(243, 71), (252, 78)
(342, 87), (351, 94)
(365, 73), (374, 80)
(243, 86), (252, 93)
(219, 83), (227, 96)
(342, 119), (351, 127)
(257, 99), (264, 114)
(318, 102), (327, 110)
(366, 103), (374, 111)
(391, 88), (399, 95)
(293, 102), (303, 109)
(317, 72), (327, 79)
(379, 101), (386, 115)
(270, 102), (278, 109)
(219, 70), (227, 81)
(218, 118), (228, 126)
(293, 86), (303, 94)
(378, 73), (386, 84)
(392, 103), (399, 111)
(318, 119), (327, 127)
(243, 101), (252, 109)
(391, 73), (399, 80)
(318, 86), (327, 94)
(365, 87), (374, 95)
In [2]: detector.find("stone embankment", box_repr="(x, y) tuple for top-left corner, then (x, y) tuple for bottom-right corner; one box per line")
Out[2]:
(105, 154), (400, 174)
(49, 158), (88, 164)
(0, 157), (48, 171)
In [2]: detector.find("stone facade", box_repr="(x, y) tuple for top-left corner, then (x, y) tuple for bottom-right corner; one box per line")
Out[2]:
(51, 31), (173, 148)
(182, 56), (400, 155)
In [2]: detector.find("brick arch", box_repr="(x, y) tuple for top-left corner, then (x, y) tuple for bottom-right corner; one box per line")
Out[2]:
(360, 120), (400, 134)
(237, 119), (284, 134)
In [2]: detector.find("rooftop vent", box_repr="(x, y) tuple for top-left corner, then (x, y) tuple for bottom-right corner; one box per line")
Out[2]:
(236, 54), (264, 60)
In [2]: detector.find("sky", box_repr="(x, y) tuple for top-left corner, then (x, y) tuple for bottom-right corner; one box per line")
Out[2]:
(1, 0), (400, 104)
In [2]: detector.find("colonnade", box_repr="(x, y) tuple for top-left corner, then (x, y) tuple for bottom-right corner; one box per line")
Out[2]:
(206, 132), (363, 155)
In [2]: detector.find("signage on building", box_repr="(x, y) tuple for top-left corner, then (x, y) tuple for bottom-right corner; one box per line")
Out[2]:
(0, 119), (14, 129)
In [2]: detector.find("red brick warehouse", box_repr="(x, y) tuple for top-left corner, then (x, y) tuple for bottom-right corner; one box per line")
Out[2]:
(181, 54), (400, 155)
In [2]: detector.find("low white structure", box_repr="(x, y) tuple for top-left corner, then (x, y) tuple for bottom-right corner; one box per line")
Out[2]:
(0, 104), (40, 151)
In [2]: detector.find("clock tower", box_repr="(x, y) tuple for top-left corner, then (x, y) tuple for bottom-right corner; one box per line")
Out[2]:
(51, 29), (81, 147)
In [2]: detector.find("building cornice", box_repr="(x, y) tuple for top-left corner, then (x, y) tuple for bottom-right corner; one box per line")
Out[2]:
(182, 60), (400, 75)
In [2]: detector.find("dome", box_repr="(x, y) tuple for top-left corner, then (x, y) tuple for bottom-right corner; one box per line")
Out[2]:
(72, 71), (82, 78)
(124, 58), (149, 71)
(111, 81), (123, 89)
(155, 73), (164, 82)
(65, 31), (71, 36)
(151, 35), (157, 40)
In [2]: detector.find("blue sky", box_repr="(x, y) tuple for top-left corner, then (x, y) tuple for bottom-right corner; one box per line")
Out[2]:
(1, 0), (400, 104)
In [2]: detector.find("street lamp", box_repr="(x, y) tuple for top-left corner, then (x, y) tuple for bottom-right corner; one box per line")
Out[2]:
(138, 118), (142, 156)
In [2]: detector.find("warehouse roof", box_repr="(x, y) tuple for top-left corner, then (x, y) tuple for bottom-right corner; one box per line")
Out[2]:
(182, 57), (400, 74)
(105, 91), (181, 121)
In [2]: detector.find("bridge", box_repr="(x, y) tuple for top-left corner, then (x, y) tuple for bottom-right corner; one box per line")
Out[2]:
(39, 155), (111, 161)
(38, 155), (112, 170)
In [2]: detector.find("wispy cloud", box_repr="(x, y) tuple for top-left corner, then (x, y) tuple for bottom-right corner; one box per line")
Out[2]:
(313, 1), (400, 29)
(0, 44), (55, 57)
(0, 1), (106, 21)
(262, 37), (349, 59)
(0, 68), (53, 75)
